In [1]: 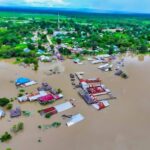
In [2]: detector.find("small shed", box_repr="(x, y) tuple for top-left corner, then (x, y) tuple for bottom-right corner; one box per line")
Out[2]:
(39, 107), (57, 116)
(92, 100), (109, 110)
(10, 108), (21, 118)
(0, 109), (5, 118)
(16, 77), (31, 86)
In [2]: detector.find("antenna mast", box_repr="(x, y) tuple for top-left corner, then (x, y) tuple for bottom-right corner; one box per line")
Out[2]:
(57, 12), (60, 30)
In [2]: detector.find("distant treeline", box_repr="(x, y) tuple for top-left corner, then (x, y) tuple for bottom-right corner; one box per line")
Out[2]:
(0, 6), (150, 19)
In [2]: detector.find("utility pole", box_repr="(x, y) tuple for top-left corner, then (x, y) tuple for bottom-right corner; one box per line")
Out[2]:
(57, 12), (60, 30)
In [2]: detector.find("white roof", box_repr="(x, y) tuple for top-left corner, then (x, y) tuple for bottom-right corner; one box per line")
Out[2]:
(98, 63), (109, 69)
(18, 95), (28, 102)
(0, 109), (5, 117)
(54, 102), (73, 113)
(66, 114), (85, 127)
(76, 72), (84, 75)
(29, 94), (41, 101)
(92, 100), (109, 110)
(29, 91), (47, 101)
(92, 60), (102, 64)
(81, 82), (89, 90)
(95, 54), (110, 59)
(24, 81), (37, 87)
(18, 91), (47, 102)
(58, 93), (63, 98)
(40, 55), (50, 61)
(39, 91), (48, 96)
(87, 57), (94, 61)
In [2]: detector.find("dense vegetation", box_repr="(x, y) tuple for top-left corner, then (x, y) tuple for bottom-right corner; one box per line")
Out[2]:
(0, 12), (150, 60)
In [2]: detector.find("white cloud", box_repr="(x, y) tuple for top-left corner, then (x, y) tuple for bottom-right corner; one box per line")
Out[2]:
(24, 0), (69, 7)
(0, 0), (69, 7)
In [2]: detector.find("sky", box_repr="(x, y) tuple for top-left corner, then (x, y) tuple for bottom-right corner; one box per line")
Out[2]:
(0, 0), (150, 13)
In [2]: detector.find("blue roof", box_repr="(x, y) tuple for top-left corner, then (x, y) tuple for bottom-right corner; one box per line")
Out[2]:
(37, 49), (45, 54)
(16, 77), (31, 84)
(24, 48), (30, 53)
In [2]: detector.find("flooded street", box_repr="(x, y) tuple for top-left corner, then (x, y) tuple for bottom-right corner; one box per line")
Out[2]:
(0, 56), (150, 150)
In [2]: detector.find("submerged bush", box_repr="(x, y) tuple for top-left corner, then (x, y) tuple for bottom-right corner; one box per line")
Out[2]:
(121, 73), (128, 79)
(57, 88), (62, 94)
(6, 148), (12, 150)
(6, 103), (13, 110)
(34, 63), (39, 71)
(0, 98), (10, 107)
(51, 122), (61, 128)
(0, 132), (12, 142)
(18, 93), (23, 97)
(19, 89), (25, 93)
(38, 125), (42, 129)
(45, 113), (51, 118)
(11, 122), (24, 133)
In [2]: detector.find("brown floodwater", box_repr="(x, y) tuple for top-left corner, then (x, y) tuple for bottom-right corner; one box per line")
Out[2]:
(0, 56), (150, 150)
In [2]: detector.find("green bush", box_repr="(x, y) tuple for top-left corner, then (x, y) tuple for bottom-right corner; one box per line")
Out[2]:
(0, 98), (10, 107)
(57, 88), (62, 94)
(11, 125), (18, 133)
(11, 122), (24, 133)
(6, 148), (12, 150)
(38, 125), (42, 129)
(51, 122), (61, 128)
(0, 132), (12, 142)
(121, 73), (128, 79)
(49, 100), (55, 104)
(6, 103), (13, 110)
(18, 93), (23, 97)
(45, 113), (51, 118)
(34, 63), (39, 71)
(19, 89), (25, 93)
(17, 122), (24, 131)
(10, 98), (14, 102)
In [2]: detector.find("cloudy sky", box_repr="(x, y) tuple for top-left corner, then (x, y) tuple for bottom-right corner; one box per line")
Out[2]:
(0, 0), (149, 13)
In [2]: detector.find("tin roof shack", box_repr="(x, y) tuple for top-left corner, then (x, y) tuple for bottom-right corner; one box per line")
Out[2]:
(78, 89), (97, 104)
(39, 102), (73, 117)
(10, 108), (21, 118)
(38, 94), (55, 104)
(37, 82), (52, 91)
(39, 107), (57, 116)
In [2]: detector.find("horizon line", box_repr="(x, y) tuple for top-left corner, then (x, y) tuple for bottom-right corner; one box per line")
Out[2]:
(0, 6), (150, 15)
